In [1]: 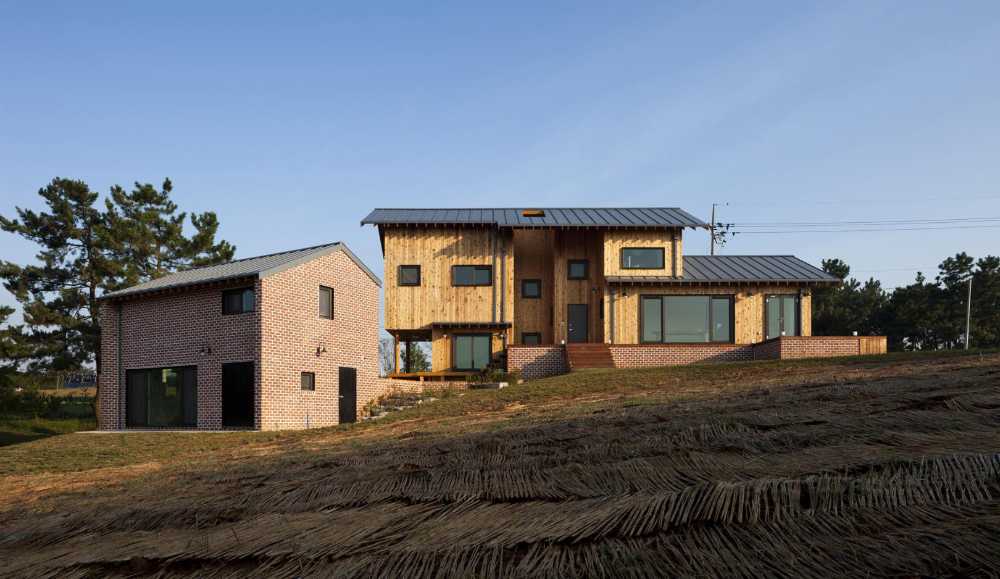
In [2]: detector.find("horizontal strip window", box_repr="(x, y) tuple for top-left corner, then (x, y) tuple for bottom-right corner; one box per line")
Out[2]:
(452, 265), (492, 286)
(398, 265), (421, 286)
(521, 279), (541, 299)
(621, 247), (665, 269)
(640, 295), (733, 343)
(222, 287), (255, 315)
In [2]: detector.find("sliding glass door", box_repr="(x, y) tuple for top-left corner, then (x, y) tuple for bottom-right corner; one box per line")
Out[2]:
(126, 366), (197, 427)
(640, 295), (733, 343)
(765, 295), (799, 339)
(453, 334), (491, 370)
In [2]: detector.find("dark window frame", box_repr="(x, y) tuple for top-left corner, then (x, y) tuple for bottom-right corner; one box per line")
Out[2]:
(125, 365), (198, 428)
(451, 333), (492, 371)
(521, 278), (541, 299)
(451, 265), (493, 287)
(521, 332), (542, 346)
(398, 265), (421, 286)
(567, 259), (589, 280)
(301, 371), (316, 391)
(319, 286), (335, 319)
(638, 294), (735, 344)
(620, 247), (666, 270)
(222, 287), (255, 315)
(765, 294), (800, 339)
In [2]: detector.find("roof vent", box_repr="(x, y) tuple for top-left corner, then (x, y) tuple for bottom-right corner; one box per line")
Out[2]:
(522, 209), (545, 217)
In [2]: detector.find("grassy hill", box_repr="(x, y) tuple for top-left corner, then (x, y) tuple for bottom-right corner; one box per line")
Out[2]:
(2, 350), (999, 577)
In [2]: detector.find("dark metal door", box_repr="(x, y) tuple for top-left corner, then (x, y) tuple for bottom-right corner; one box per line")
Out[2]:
(339, 367), (357, 424)
(568, 304), (589, 343)
(222, 362), (254, 428)
(126, 370), (148, 427)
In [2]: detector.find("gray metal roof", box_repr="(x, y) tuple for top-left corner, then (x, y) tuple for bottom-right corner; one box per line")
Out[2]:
(361, 208), (708, 228)
(607, 255), (840, 285)
(102, 242), (381, 300)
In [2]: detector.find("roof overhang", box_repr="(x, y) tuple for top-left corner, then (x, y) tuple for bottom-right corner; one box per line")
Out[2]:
(606, 276), (841, 287)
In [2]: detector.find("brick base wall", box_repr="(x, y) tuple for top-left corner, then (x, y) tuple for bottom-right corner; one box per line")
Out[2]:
(610, 344), (754, 367)
(759, 336), (884, 359)
(507, 346), (568, 380)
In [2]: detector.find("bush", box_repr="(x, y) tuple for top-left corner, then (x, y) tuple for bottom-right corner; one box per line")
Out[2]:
(0, 388), (95, 419)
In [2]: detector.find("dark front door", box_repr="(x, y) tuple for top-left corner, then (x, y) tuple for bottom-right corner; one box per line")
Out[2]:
(222, 362), (255, 428)
(568, 304), (589, 343)
(339, 367), (357, 424)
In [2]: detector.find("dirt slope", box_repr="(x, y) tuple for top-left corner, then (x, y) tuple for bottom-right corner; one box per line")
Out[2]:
(2, 353), (999, 577)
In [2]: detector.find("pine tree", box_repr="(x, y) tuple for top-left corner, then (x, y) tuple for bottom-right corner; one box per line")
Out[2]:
(0, 305), (24, 391)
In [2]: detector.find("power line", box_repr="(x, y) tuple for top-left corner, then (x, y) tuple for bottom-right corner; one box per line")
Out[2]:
(735, 216), (1000, 227)
(735, 224), (1000, 234)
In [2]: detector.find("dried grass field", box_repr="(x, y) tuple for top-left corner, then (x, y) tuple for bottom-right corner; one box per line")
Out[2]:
(2, 351), (999, 577)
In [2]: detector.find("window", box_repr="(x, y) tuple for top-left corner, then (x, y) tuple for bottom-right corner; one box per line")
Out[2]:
(453, 334), (491, 370)
(398, 265), (421, 286)
(766, 295), (799, 339)
(521, 279), (541, 299)
(522, 332), (541, 346)
(301, 372), (315, 391)
(126, 366), (197, 427)
(640, 295), (733, 343)
(621, 248), (665, 269)
(568, 260), (588, 280)
(452, 265), (492, 286)
(319, 286), (334, 319)
(222, 287), (254, 315)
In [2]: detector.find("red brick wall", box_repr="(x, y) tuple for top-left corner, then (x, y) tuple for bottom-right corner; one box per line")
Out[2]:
(751, 338), (782, 360)
(610, 344), (754, 367)
(97, 279), (261, 430)
(259, 250), (381, 430)
(507, 346), (568, 380)
(775, 336), (862, 359)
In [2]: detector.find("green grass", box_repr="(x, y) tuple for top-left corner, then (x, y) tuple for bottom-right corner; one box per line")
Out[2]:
(0, 416), (97, 447)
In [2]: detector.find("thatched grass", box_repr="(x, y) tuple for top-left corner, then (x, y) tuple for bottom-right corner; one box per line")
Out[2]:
(1, 351), (999, 577)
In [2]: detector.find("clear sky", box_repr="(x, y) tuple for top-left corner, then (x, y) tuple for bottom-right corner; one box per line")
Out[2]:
(2, 0), (999, 319)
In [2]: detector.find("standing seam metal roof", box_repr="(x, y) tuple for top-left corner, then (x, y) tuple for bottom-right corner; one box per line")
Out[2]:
(607, 255), (839, 284)
(101, 242), (381, 300)
(361, 208), (709, 228)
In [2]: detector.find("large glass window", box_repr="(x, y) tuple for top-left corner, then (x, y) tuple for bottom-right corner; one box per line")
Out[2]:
(222, 287), (254, 315)
(766, 295), (799, 339)
(621, 248), (665, 269)
(126, 366), (197, 427)
(640, 295), (733, 343)
(452, 265), (492, 286)
(454, 334), (491, 370)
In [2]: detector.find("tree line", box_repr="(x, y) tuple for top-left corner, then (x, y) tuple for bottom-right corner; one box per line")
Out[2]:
(0, 177), (233, 385)
(812, 253), (1000, 350)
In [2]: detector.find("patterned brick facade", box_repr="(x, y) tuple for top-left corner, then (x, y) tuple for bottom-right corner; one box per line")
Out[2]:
(610, 344), (754, 367)
(98, 248), (382, 431)
(507, 346), (569, 380)
(757, 336), (885, 359)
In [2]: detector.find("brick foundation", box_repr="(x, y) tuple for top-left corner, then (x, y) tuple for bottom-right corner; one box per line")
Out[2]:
(507, 346), (568, 380)
(754, 336), (886, 360)
(610, 343), (754, 367)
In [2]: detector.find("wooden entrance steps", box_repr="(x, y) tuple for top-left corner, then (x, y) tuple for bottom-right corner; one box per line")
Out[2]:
(565, 343), (614, 369)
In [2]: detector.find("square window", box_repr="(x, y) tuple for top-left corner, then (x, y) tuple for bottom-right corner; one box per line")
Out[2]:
(223, 287), (254, 315)
(568, 260), (588, 280)
(301, 372), (315, 391)
(398, 265), (421, 286)
(522, 332), (541, 346)
(319, 286), (334, 319)
(521, 279), (541, 299)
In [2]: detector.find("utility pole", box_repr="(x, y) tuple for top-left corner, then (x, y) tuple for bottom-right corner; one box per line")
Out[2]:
(710, 203), (717, 256)
(965, 276), (972, 350)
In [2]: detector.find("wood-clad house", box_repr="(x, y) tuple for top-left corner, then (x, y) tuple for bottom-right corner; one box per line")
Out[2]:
(362, 208), (854, 377)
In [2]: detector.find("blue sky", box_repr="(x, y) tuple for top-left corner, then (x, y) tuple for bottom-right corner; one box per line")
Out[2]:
(2, 0), (999, 319)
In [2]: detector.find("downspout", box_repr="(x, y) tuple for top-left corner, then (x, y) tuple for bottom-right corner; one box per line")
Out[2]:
(117, 302), (123, 430)
(671, 230), (679, 277)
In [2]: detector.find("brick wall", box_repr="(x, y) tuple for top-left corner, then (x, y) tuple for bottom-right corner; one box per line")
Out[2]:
(751, 338), (782, 360)
(97, 278), (261, 430)
(507, 346), (568, 380)
(610, 343), (754, 367)
(259, 250), (381, 430)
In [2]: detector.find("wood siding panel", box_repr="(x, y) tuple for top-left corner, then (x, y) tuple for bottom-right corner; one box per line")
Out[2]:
(603, 229), (682, 277)
(512, 230), (554, 344)
(553, 230), (604, 343)
(431, 327), (506, 371)
(607, 285), (814, 345)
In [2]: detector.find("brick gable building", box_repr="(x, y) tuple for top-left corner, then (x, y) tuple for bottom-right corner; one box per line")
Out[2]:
(98, 242), (382, 431)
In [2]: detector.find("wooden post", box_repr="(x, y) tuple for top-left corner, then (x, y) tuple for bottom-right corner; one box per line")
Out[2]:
(404, 340), (411, 373)
(393, 336), (400, 375)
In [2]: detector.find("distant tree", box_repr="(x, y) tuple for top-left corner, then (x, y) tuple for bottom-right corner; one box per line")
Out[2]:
(0, 177), (234, 373)
(403, 343), (431, 373)
(969, 256), (1000, 347)
(0, 305), (24, 392)
(812, 258), (887, 337)
(379, 338), (395, 377)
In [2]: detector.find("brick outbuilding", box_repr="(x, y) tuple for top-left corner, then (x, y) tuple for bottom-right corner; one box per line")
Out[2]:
(98, 242), (382, 431)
